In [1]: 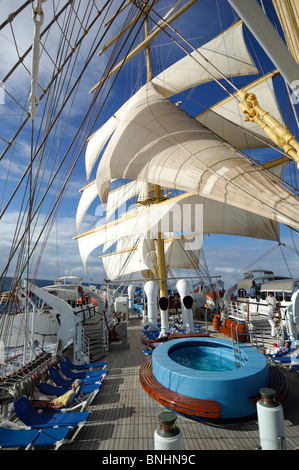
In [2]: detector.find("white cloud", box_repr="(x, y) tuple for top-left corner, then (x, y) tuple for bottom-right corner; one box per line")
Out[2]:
(0, 207), (106, 283)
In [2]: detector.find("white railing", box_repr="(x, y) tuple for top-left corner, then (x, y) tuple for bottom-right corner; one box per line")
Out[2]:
(81, 321), (108, 362)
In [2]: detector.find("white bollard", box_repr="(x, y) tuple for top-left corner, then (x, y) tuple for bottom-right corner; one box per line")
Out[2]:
(154, 412), (184, 450)
(256, 388), (287, 450)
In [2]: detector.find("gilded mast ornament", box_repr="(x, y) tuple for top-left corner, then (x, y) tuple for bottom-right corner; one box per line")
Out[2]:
(238, 90), (299, 168)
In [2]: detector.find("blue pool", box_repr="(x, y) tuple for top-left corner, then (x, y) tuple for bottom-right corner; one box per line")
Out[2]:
(170, 345), (238, 371)
(152, 337), (269, 419)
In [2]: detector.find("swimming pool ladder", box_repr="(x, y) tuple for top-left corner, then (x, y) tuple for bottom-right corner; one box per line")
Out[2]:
(230, 323), (246, 367)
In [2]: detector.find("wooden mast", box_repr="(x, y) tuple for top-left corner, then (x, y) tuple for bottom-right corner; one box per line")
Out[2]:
(144, 11), (168, 297)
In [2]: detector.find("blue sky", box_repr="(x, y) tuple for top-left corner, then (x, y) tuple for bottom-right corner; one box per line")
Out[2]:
(0, 0), (299, 288)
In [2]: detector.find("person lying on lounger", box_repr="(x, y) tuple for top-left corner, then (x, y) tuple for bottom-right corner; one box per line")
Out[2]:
(279, 341), (292, 353)
(266, 341), (292, 356)
(31, 379), (81, 409)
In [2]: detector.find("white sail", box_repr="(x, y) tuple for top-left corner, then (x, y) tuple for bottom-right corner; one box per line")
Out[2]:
(76, 182), (99, 231)
(152, 21), (258, 97)
(85, 21), (258, 180)
(77, 193), (184, 270)
(100, 232), (202, 280)
(164, 234), (202, 270)
(101, 234), (157, 280)
(83, 74), (286, 224)
(95, 82), (299, 230)
(101, 242), (149, 280)
(76, 180), (146, 231)
(76, 191), (279, 271)
(106, 180), (149, 220)
(136, 233), (203, 274)
(85, 104), (128, 180)
(137, 235), (157, 276)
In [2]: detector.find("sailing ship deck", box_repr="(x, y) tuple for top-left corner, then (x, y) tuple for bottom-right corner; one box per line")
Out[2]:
(63, 316), (299, 451)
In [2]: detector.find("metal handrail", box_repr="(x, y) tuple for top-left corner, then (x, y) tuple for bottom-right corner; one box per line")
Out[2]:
(230, 323), (245, 368)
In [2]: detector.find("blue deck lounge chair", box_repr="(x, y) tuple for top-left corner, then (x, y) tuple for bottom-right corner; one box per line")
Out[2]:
(49, 366), (105, 386)
(14, 395), (91, 428)
(37, 382), (102, 409)
(38, 381), (101, 397)
(38, 382), (71, 397)
(0, 425), (73, 450)
(269, 341), (298, 363)
(59, 360), (108, 380)
(270, 355), (299, 363)
(142, 331), (160, 338)
(63, 355), (107, 370)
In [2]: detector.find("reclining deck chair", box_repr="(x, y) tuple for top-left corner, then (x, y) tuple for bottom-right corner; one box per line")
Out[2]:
(38, 381), (101, 397)
(49, 366), (105, 386)
(14, 395), (91, 429)
(37, 381), (102, 409)
(59, 360), (108, 380)
(63, 355), (107, 370)
(269, 341), (298, 363)
(0, 425), (73, 450)
(35, 381), (86, 411)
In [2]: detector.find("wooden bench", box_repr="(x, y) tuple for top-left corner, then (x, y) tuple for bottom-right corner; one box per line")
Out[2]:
(249, 364), (289, 404)
(139, 357), (221, 419)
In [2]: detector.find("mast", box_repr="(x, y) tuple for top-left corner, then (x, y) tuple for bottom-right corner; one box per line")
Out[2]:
(271, 0), (299, 65)
(90, 0), (197, 92)
(144, 12), (168, 298)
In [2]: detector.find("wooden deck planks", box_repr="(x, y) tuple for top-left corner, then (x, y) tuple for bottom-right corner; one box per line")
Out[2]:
(139, 357), (221, 418)
(63, 317), (299, 451)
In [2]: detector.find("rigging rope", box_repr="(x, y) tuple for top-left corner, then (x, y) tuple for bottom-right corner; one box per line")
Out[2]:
(222, 243), (281, 285)
(0, 0), (148, 296)
(0, 1), (122, 353)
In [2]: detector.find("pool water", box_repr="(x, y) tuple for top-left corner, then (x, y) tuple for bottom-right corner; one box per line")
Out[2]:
(152, 337), (269, 419)
(169, 346), (237, 371)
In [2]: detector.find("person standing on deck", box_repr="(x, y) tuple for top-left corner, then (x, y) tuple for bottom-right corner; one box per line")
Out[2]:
(266, 292), (278, 336)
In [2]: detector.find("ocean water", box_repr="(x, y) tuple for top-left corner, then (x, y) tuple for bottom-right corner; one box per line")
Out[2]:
(2, 276), (56, 292)
(0, 277), (56, 313)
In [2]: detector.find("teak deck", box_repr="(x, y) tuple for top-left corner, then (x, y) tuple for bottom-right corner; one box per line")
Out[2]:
(250, 365), (289, 404)
(63, 316), (299, 451)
